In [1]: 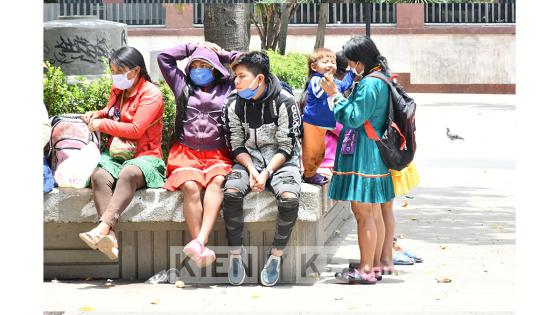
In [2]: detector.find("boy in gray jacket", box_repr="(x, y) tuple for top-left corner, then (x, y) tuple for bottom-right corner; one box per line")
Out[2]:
(222, 51), (302, 286)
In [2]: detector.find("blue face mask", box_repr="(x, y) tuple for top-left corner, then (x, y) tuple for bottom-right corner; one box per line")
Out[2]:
(189, 68), (215, 87)
(238, 77), (261, 100)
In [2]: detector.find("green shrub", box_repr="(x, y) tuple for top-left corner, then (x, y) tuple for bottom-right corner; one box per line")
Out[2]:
(267, 49), (308, 89)
(43, 62), (176, 160)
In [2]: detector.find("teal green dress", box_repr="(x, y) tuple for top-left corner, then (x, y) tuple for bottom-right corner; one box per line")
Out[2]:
(87, 151), (166, 189)
(328, 77), (395, 204)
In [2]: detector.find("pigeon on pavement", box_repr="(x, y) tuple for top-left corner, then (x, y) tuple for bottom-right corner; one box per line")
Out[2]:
(446, 128), (464, 141)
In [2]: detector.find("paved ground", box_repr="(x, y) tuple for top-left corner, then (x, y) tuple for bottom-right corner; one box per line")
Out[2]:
(44, 93), (516, 314)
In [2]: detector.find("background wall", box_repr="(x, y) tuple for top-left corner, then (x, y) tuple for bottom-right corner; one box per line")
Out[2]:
(129, 31), (515, 93)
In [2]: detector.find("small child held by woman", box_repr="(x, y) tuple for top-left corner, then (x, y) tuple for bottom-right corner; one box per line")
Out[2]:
(301, 48), (356, 185)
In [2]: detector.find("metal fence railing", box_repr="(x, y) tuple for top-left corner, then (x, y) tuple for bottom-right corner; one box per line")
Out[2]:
(45, 1), (516, 27)
(193, 2), (397, 25)
(44, 2), (166, 26)
(425, 0), (515, 24)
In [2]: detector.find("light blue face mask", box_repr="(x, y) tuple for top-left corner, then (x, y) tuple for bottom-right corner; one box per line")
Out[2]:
(189, 68), (215, 87)
(238, 77), (261, 100)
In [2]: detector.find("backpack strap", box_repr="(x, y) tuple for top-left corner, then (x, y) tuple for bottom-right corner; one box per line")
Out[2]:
(363, 71), (406, 150)
(364, 121), (380, 141)
(147, 117), (162, 129)
(364, 120), (407, 150)
(363, 71), (389, 142)
(365, 71), (397, 85)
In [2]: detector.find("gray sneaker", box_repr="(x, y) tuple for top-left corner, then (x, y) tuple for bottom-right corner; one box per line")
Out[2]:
(228, 247), (246, 286)
(260, 253), (281, 287)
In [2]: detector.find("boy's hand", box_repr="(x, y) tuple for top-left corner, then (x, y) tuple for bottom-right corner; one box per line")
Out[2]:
(248, 166), (259, 191)
(253, 170), (269, 192)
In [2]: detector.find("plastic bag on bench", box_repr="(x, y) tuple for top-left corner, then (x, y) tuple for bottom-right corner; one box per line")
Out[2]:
(145, 268), (180, 284)
(54, 142), (100, 188)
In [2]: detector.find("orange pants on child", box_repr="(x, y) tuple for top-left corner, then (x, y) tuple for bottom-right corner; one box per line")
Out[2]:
(302, 122), (328, 178)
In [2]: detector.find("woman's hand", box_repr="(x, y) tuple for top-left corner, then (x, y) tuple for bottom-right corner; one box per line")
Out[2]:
(200, 41), (222, 54)
(88, 119), (102, 133)
(320, 73), (339, 96)
(82, 111), (99, 124)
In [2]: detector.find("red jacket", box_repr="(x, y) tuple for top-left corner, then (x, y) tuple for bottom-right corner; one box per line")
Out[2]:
(96, 77), (164, 159)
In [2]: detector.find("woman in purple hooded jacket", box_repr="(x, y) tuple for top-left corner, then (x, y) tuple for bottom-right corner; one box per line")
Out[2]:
(157, 42), (238, 267)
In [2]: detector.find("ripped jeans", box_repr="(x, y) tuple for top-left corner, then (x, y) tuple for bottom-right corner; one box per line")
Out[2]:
(222, 163), (301, 250)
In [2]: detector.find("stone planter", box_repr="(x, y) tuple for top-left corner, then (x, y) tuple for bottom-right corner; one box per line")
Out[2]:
(44, 16), (128, 79)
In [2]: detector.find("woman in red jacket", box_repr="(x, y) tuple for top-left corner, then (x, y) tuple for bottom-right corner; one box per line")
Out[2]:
(78, 47), (165, 260)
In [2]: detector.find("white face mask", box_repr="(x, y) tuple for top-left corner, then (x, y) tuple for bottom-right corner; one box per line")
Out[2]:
(112, 69), (135, 90)
(351, 62), (364, 76)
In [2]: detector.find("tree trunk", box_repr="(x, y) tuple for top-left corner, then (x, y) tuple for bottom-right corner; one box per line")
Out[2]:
(314, 3), (329, 50)
(277, 1), (298, 55)
(264, 5), (278, 50)
(203, 4), (251, 51)
(245, 3), (253, 49)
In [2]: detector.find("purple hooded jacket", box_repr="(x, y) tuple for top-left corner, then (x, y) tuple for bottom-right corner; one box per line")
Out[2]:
(157, 43), (239, 151)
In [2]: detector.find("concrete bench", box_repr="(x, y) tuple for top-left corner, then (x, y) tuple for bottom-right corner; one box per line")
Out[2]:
(44, 183), (351, 284)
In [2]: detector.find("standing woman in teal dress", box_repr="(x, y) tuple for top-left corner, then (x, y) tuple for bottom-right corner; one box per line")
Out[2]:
(320, 36), (395, 284)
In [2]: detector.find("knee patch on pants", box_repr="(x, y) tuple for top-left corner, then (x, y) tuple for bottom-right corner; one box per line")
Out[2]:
(223, 190), (245, 247)
(273, 197), (299, 249)
(278, 196), (299, 209)
(224, 190), (244, 202)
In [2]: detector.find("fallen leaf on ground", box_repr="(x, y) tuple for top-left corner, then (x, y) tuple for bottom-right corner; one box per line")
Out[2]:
(436, 277), (452, 283)
(150, 298), (160, 305)
(79, 306), (95, 311)
(402, 201), (409, 208)
(410, 217), (417, 221)
(405, 195), (414, 199)
(309, 272), (321, 280)
(439, 245), (447, 250)
(251, 293), (260, 299)
(175, 280), (185, 288)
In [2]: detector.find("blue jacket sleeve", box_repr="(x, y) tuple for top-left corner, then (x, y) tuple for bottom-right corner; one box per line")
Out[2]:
(334, 71), (356, 93)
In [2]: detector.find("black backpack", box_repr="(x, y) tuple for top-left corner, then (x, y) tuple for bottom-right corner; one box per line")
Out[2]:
(262, 80), (304, 139)
(363, 71), (416, 171)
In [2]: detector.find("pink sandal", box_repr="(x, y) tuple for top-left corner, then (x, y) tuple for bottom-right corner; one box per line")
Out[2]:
(372, 267), (383, 281)
(183, 239), (204, 260)
(196, 247), (216, 268)
(382, 266), (394, 275)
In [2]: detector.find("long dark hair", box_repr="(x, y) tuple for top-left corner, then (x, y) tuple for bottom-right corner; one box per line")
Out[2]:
(342, 36), (389, 74)
(110, 46), (152, 83)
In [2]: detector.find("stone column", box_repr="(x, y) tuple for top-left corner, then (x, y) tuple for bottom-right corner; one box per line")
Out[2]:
(396, 3), (425, 29)
(164, 3), (193, 29)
